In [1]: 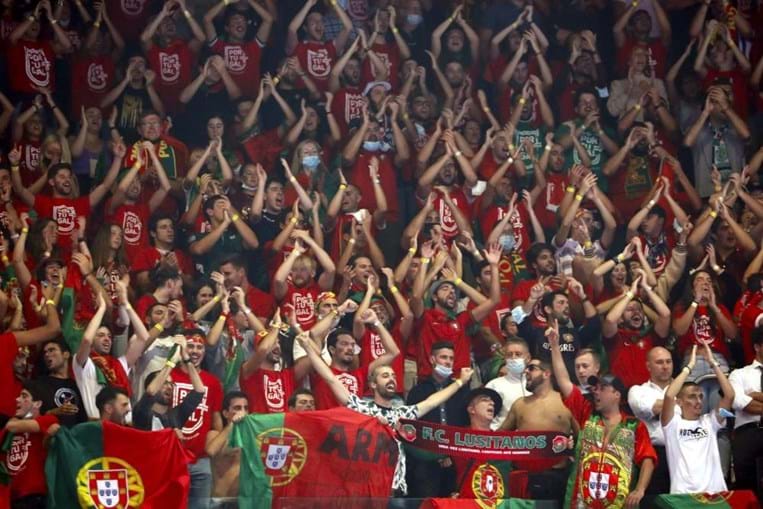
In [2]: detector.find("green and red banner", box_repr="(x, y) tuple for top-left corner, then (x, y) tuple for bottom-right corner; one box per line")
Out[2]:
(398, 420), (573, 461)
(655, 491), (760, 508)
(421, 500), (556, 508)
(45, 421), (190, 508)
(231, 407), (398, 509)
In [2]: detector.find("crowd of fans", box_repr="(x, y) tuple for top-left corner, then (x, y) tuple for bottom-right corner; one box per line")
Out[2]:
(1, 0), (763, 507)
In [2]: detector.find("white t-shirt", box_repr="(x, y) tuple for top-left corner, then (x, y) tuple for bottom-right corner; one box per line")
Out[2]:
(485, 374), (530, 430)
(73, 355), (130, 419)
(663, 412), (727, 494)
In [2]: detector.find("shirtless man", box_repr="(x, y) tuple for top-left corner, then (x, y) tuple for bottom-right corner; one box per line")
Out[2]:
(206, 391), (248, 508)
(500, 357), (576, 504)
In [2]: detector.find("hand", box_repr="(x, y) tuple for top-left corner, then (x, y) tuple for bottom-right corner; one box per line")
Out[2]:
(8, 145), (21, 166)
(522, 189), (534, 208)
(629, 275), (642, 295)
(620, 241), (636, 261)
(483, 242), (502, 265)
(360, 309), (379, 324)
(545, 318), (560, 347)
(625, 488), (645, 509)
(71, 253), (93, 276)
(578, 172), (597, 195)
(231, 286), (246, 307)
(144, 69), (156, 86)
(567, 277), (586, 300)
(337, 299), (359, 315)
(458, 367), (474, 383)
(529, 280), (546, 301)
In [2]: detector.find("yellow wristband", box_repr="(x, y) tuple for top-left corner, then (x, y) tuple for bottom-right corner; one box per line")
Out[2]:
(391, 27), (399, 34)
(574, 194), (584, 201)
(212, 295), (221, 304)
(272, 76), (281, 86)
(454, 278), (462, 287)
(584, 240), (593, 249)
(634, 104), (641, 111)
(165, 360), (176, 368)
(421, 257), (431, 265)
(289, 176), (297, 183)
(339, 184), (347, 190)
(21, 227), (29, 234)
(390, 286), (399, 294)
(616, 253), (625, 263)
(455, 379), (464, 387)
(290, 217), (298, 225)
(709, 211), (718, 218)
(222, 0), (229, 5)
(625, 291), (634, 299)
(45, 299), (56, 306)
(183, 9), (191, 18)
(217, 315), (226, 322)
(93, 21), (101, 28)
(231, 213), (240, 223)
(348, 238), (356, 244)
(565, 186), (575, 193)
(153, 323), (165, 333)
(1, 255), (8, 264)
(482, 106), (490, 113)
(408, 247), (416, 255)
(131, 163), (141, 172)
(11, 166), (19, 172)
(518, 98), (526, 105)
(544, 144), (552, 152)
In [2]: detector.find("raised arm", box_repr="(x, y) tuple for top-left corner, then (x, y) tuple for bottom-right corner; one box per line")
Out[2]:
(286, 0), (318, 56)
(296, 331), (350, 405)
(416, 368), (473, 415)
(548, 318), (574, 398)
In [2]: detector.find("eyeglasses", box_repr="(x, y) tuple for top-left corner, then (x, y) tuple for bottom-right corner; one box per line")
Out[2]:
(525, 365), (543, 372)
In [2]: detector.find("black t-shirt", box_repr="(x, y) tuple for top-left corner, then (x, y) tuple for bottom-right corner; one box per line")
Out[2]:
(519, 316), (602, 378)
(35, 375), (88, 427)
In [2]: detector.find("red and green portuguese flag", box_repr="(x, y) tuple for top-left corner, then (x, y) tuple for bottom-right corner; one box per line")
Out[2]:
(231, 407), (398, 508)
(655, 492), (760, 508)
(45, 421), (190, 508)
(421, 500), (557, 508)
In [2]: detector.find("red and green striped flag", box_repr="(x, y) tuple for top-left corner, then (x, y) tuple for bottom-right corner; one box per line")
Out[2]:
(45, 421), (190, 508)
(421, 499), (557, 508)
(230, 407), (398, 508)
(655, 491), (760, 508)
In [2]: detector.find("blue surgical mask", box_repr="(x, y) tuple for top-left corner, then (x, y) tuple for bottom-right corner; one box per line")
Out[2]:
(433, 364), (453, 378)
(407, 14), (423, 26)
(506, 358), (525, 376)
(498, 234), (516, 252)
(363, 140), (381, 152)
(302, 155), (320, 170)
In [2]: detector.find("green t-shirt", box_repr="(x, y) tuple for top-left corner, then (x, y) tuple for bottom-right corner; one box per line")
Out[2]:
(554, 121), (616, 192)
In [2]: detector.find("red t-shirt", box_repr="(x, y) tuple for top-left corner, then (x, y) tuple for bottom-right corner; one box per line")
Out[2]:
(209, 37), (264, 99)
(131, 247), (195, 277)
(7, 39), (55, 94)
(512, 277), (565, 327)
(608, 155), (660, 221)
(292, 40), (337, 92)
(331, 86), (364, 133)
(105, 199), (152, 261)
(33, 195), (90, 253)
(106, 0), (151, 43)
(70, 55), (114, 116)
(246, 285), (277, 321)
(170, 367), (223, 459)
(358, 322), (404, 394)
(480, 202), (532, 258)
(4, 414), (59, 499)
(147, 39), (197, 113)
(349, 151), (399, 221)
(674, 304), (733, 359)
(617, 38), (667, 79)
(135, 293), (159, 322)
(280, 281), (321, 331)
(0, 333), (21, 419)
(240, 367), (297, 414)
(468, 293), (512, 361)
(16, 140), (42, 188)
(312, 365), (368, 410)
(605, 328), (658, 389)
(361, 40), (401, 89)
(418, 187), (471, 242)
(535, 172), (568, 230)
(412, 308), (473, 378)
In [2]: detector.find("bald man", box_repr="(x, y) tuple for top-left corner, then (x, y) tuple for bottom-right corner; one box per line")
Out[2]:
(627, 346), (674, 500)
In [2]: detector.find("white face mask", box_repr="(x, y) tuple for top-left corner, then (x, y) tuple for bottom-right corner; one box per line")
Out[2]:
(506, 358), (525, 376)
(433, 364), (453, 378)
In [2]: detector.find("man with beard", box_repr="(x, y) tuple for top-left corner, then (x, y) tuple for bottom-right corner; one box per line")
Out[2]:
(603, 273), (671, 389)
(132, 336), (205, 431)
(451, 387), (512, 500)
(35, 340), (88, 427)
(410, 244), (502, 380)
(516, 279), (601, 379)
(105, 139), (172, 260)
(311, 308), (400, 409)
(510, 242), (562, 321)
(329, 35), (365, 133)
(205, 391), (248, 508)
(132, 213), (195, 293)
(170, 330), (223, 509)
(299, 330), (474, 495)
(628, 346), (675, 500)
(287, 389), (316, 412)
(499, 358), (576, 503)
(273, 233), (336, 331)
(239, 310), (313, 413)
(549, 320), (656, 508)
(555, 87), (619, 188)
(9, 147), (123, 256)
(216, 254), (275, 322)
(95, 386), (131, 425)
(416, 132), (476, 243)
(135, 266), (184, 322)
(74, 286), (149, 419)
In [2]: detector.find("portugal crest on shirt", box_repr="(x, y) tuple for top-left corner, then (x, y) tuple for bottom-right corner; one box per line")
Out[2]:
(76, 457), (144, 508)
